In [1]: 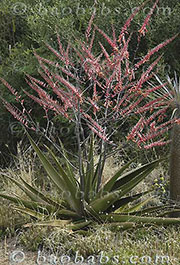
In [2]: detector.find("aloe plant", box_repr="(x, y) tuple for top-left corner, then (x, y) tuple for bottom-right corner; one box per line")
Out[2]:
(167, 74), (180, 210)
(1, 134), (180, 230)
(0, 0), (180, 228)
(152, 73), (180, 215)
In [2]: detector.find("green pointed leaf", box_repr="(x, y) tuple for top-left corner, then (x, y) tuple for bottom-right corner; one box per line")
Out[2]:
(67, 220), (92, 230)
(134, 205), (172, 215)
(89, 165), (156, 213)
(23, 219), (72, 228)
(0, 193), (57, 214)
(19, 175), (63, 209)
(58, 137), (76, 182)
(0, 193), (36, 208)
(0, 174), (43, 202)
(13, 206), (46, 219)
(84, 203), (103, 222)
(111, 159), (163, 191)
(27, 219), (92, 231)
(96, 158), (136, 199)
(116, 167), (156, 200)
(106, 190), (151, 213)
(122, 197), (152, 213)
(158, 209), (180, 217)
(100, 213), (180, 225)
(27, 133), (82, 213)
(89, 189), (122, 214)
(56, 209), (80, 219)
(45, 144), (77, 188)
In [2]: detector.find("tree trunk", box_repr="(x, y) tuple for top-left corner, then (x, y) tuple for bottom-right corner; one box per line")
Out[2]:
(170, 121), (180, 217)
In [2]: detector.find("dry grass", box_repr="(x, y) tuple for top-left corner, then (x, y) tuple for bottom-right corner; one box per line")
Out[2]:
(1, 224), (178, 265)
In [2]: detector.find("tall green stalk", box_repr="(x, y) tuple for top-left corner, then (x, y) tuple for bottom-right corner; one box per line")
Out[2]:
(147, 73), (180, 216)
(170, 110), (180, 216)
(154, 73), (180, 215)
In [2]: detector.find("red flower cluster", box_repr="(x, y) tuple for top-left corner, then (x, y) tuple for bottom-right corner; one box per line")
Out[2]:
(0, 0), (178, 149)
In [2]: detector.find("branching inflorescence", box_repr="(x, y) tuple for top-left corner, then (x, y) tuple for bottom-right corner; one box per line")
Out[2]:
(0, 0), (179, 149)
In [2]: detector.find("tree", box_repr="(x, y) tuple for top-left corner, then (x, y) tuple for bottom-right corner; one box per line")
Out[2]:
(154, 73), (180, 216)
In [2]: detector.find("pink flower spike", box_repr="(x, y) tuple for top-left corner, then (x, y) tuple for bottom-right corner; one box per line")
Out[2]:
(87, 124), (112, 144)
(0, 77), (19, 99)
(56, 31), (65, 55)
(127, 117), (145, 141)
(55, 75), (83, 102)
(144, 139), (171, 149)
(139, 0), (159, 36)
(135, 34), (178, 69)
(86, 11), (96, 42)
(118, 0), (150, 42)
(94, 25), (118, 51)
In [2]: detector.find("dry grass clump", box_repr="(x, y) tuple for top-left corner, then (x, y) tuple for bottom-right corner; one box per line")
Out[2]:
(14, 224), (180, 265)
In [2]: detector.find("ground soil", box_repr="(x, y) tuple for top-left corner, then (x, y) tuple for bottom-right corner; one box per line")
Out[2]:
(0, 237), (36, 265)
